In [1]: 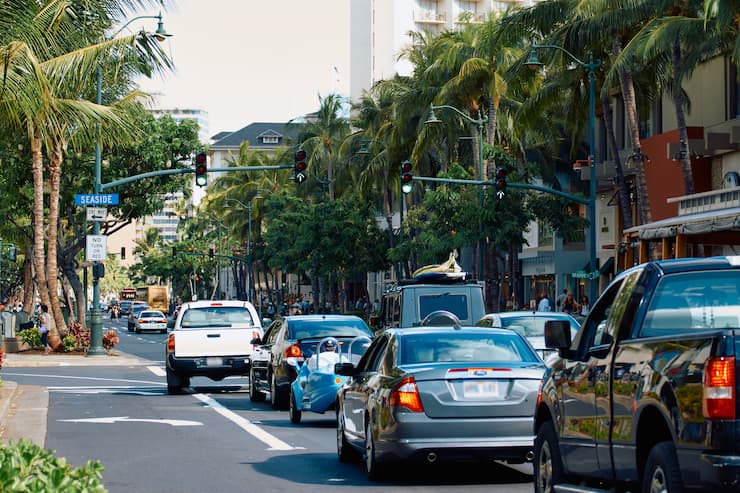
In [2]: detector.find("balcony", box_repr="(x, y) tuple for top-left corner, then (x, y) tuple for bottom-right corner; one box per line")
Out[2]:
(455, 12), (486, 23)
(669, 186), (740, 215)
(413, 10), (446, 24)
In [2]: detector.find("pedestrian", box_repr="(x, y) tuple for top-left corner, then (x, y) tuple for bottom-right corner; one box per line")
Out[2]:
(562, 293), (578, 315)
(39, 303), (51, 353)
(579, 295), (591, 316)
(556, 289), (567, 311)
(537, 294), (552, 312)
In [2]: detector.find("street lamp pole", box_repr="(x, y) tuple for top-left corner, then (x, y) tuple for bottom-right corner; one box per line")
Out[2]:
(425, 104), (487, 279)
(89, 13), (170, 355)
(526, 45), (601, 303)
(225, 197), (261, 302)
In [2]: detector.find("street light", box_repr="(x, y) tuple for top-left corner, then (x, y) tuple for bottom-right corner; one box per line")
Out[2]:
(526, 45), (601, 303)
(424, 104), (487, 279)
(88, 13), (171, 355)
(225, 196), (262, 302)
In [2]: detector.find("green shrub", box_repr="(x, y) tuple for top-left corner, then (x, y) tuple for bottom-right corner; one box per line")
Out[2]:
(0, 439), (106, 492)
(62, 334), (76, 352)
(19, 328), (42, 349)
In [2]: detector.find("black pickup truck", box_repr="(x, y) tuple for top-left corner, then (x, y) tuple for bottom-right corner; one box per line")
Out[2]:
(535, 256), (739, 493)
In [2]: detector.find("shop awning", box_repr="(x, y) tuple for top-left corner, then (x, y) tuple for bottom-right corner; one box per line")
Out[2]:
(572, 256), (614, 279)
(623, 206), (740, 240)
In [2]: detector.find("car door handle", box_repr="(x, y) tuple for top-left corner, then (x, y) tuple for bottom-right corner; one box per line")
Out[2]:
(207, 334), (220, 338)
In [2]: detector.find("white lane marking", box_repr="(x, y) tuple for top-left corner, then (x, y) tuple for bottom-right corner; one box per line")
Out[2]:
(192, 393), (296, 451)
(48, 386), (163, 396)
(58, 416), (202, 427)
(3, 373), (165, 386)
(148, 366), (166, 377)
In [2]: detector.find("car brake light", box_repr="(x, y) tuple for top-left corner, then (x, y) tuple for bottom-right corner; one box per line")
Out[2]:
(390, 376), (424, 412)
(703, 357), (736, 419)
(284, 344), (302, 358)
(167, 333), (175, 354)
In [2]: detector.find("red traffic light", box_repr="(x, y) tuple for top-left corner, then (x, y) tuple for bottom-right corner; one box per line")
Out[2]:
(400, 160), (413, 193)
(494, 167), (507, 192)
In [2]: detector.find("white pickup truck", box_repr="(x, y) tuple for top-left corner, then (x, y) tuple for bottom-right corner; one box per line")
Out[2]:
(165, 300), (263, 394)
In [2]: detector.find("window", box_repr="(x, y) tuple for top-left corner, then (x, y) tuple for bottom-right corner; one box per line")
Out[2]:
(419, 293), (468, 320)
(538, 221), (554, 247)
(640, 271), (740, 337)
(261, 135), (279, 144)
(181, 306), (255, 328)
(400, 332), (538, 365)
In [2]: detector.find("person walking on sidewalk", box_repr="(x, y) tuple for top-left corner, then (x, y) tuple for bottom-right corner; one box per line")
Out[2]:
(39, 304), (51, 354)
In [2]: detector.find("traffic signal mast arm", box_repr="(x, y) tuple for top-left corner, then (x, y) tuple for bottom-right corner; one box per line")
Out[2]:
(411, 176), (590, 205)
(172, 249), (249, 264)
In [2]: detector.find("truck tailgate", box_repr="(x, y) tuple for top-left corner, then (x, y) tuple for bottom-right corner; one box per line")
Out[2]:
(174, 328), (255, 357)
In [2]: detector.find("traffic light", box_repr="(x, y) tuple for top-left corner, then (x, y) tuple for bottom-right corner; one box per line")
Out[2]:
(171, 246), (177, 258)
(209, 247), (214, 259)
(8, 245), (16, 262)
(195, 152), (207, 187)
(120, 247), (126, 260)
(294, 148), (307, 184)
(401, 160), (413, 194)
(494, 167), (508, 194)
(92, 262), (105, 279)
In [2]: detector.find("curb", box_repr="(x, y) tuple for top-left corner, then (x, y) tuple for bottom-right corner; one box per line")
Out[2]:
(0, 379), (18, 431)
(0, 382), (48, 448)
(1, 350), (154, 368)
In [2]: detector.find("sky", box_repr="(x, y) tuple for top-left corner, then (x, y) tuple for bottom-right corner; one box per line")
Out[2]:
(132, 0), (350, 137)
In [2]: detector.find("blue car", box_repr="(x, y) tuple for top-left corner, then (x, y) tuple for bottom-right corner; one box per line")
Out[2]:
(289, 334), (373, 424)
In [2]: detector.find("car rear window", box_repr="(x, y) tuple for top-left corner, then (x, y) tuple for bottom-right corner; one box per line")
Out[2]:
(641, 271), (740, 336)
(400, 332), (538, 365)
(180, 306), (255, 328)
(140, 311), (163, 318)
(500, 316), (580, 338)
(288, 319), (373, 340)
(419, 293), (469, 321)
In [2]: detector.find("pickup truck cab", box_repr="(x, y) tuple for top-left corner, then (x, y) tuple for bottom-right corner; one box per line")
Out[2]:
(165, 300), (263, 394)
(534, 256), (740, 493)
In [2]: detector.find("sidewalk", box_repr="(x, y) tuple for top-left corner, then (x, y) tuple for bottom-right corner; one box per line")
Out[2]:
(0, 350), (153, 448)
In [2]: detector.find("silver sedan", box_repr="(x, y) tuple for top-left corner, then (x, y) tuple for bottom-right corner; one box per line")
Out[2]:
(134, 310), (168, 334)
(335, 326), (545, 480)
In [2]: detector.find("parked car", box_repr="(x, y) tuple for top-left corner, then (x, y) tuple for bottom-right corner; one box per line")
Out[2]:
(134, 310), (168, 334)
(249, 315), (375, 410)
(126, 303), (151, 331)
(288, 334), (373, 424)
(165, 300), (263, 394)
(476, 310), (581, 363)
(335, 325), (546, 479)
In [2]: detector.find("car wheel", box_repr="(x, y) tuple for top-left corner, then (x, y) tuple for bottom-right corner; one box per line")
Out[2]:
(166, 368), (188, 395)
(364, 419), (385, 480)
(270, 372), (286, 410)
(337, 407), (356, 463)
(134, 326), (140, 334)
(534, 421), (565, 493)
(249, 369), (266, 402)
(289, 388), (302, 424)
(642, 441), (682, 493)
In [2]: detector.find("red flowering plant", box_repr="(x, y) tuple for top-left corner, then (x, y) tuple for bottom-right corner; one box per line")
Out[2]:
(101, 329), (119, 355)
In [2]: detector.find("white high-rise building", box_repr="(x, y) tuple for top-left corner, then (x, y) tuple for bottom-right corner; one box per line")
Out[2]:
(349, 0), (535, 105)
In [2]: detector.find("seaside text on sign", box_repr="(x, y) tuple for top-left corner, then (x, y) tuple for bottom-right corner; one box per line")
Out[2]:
(75, 194), (119, 206)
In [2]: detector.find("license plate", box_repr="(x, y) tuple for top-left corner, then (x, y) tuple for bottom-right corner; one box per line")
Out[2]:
(206, 357), (223, 367)
(463, 380), (500, 399)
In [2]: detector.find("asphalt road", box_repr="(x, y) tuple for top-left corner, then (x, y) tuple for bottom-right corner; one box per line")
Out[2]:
(2, 315), (535, 492)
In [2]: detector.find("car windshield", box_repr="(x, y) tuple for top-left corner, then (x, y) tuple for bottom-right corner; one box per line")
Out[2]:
(400, 332), (539, 365)
(641, 270), (740, 336)
(419, 293), (469, 321)
(288, 319), (373, 340)
(180, 306), (255, 328)
(499, 316), (579, 338)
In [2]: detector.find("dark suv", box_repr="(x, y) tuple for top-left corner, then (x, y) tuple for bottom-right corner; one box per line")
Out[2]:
(249, 315), (374, 409)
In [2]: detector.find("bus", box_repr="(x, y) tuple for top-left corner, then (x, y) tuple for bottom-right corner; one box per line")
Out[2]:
(135, 285), (170, 315)
(120, 288), (136, 301)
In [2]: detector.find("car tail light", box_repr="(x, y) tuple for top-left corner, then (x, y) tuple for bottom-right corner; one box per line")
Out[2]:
(284, 344), (302, 358)
(138, 319), (145, 323)
(390, 376), (424, 412)
(167, 333), (175, 354)
(703, 357), (736, 419)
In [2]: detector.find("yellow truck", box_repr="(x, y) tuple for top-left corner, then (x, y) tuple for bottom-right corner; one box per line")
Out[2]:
(135, 285), (170, 315)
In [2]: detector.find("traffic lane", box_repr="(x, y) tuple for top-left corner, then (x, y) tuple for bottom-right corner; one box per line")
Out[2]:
(210, 393), (534, 491)
(45, 381), (298, 493)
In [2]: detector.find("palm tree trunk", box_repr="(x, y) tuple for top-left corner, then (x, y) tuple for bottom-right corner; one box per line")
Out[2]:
(22, 249), (34, 313)
(31, 135), (51, 316)
(601, 92), (633, 231)
(672, 36), (695, 195)
(614, 33), (650, 226)
(46, 145), (66, 347)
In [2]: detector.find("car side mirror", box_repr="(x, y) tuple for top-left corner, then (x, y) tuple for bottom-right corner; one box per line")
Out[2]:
(250, 336), (262, 345)
(544, 320), (572, 357)
(335, 362), (357, 376)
